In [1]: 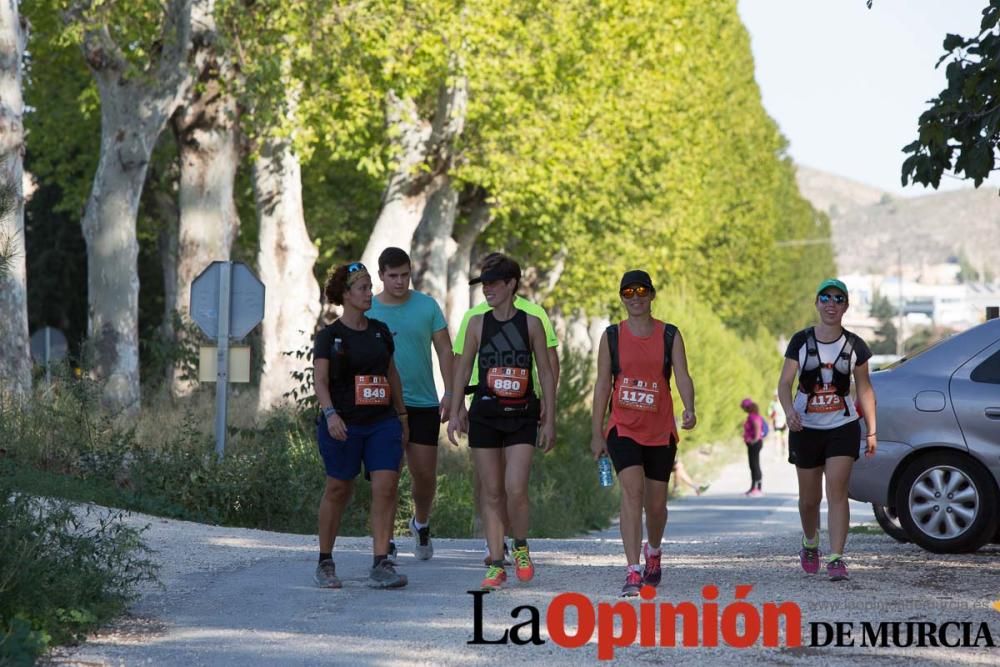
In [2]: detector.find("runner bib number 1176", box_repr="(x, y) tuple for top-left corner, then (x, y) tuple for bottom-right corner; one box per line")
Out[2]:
(616, 376), (660, 412)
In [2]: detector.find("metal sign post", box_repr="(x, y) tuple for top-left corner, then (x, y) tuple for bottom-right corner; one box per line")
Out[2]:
(29, 326), (68, 386)
(214, 262), (232, 461)
(191, 261), (265, 460)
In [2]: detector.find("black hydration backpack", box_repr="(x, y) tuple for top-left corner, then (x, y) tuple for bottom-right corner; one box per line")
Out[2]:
(606, 322), (678, 384)
(797, 326), (858, 415)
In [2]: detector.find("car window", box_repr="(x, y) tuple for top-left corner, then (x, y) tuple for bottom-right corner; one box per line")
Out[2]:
(971, 349), (1000, 384)
(880, 335), (952, 370)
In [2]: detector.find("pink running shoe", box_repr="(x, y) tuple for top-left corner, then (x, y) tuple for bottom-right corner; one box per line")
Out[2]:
(642, 542), (662, 586)
(799, 546), (821, 574)
(621, 569), (643, 597)
(827, 558), (849, 582)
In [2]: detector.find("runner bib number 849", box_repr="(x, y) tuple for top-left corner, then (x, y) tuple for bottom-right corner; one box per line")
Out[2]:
(355, 375), (391, 406)
(616, 376), (660, 412)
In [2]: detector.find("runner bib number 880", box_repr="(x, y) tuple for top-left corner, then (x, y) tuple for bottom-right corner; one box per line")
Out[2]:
(486, 367), (529, 399)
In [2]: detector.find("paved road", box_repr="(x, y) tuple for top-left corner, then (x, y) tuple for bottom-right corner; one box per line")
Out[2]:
(53, 443), (999, 666)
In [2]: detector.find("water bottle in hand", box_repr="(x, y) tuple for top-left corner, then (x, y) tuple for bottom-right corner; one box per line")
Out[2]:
(598, 454), (614, 487)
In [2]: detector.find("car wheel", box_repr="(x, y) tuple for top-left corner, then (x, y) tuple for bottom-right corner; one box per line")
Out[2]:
(872, 504), (909, 543)
(894, 452), (999, 554)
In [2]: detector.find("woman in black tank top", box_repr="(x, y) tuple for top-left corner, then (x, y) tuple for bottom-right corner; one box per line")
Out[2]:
(447, 254), (557, 591)
(469, 309), (540, 422)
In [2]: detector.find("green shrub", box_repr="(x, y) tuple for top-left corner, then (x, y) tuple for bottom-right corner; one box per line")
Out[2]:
(0, 466), (156, 665)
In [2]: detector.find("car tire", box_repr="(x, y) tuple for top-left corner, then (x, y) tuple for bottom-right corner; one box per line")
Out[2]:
(872, 504), (909, 543)
(894, 452), (999, 554)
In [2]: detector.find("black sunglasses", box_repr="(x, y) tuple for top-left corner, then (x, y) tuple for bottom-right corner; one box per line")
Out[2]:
(818, 293), (847, 304)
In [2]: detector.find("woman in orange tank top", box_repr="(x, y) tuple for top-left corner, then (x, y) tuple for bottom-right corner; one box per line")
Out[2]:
(591, 270), (697, 597)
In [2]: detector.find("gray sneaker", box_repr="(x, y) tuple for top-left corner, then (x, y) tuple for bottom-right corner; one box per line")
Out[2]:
(410, 517), (433, 560)
(314, 559), (342, 589)
(369, 559), (408, 589)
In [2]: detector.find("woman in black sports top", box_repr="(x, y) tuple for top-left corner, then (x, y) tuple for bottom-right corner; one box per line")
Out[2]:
(312, 261), (409, 591)
(778, 278), (877, 583)
(447, 254), (556, 592)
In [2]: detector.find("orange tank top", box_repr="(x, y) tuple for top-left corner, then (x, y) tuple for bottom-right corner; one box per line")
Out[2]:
(605, 319), (679, 447)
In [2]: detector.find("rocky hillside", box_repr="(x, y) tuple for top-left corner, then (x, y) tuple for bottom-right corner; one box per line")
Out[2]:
(795, 166), (1000, 276)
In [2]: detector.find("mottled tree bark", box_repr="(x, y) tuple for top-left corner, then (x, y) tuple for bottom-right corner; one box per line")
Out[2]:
(0, 0), (30, 398)
(445, 194), (492, 334)
(71, 0), (208, 413)
(168, 58), (240, 397)
(411, 176), (457, 304)
(360, 76), (467, 290)
(254, 135), (321, 412)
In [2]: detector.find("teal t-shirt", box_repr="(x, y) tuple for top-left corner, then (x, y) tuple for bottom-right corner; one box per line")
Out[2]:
(369, 291), (448, 408)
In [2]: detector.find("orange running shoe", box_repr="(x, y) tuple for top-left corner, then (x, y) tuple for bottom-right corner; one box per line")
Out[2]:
(512, 545), (535, 582)
(481, 564), (507, 591)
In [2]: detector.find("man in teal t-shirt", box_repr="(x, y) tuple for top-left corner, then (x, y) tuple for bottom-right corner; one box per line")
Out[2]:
(369, 247), (454, 561)
(453, 253), (560, 561)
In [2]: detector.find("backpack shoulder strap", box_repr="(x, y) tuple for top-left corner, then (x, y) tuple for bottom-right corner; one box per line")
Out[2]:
(840, 329), (858, 360)
(805, 326), (818, 358)
(606, 324), (620, 377)
(662, 323), (677, 381)
(370, 319), (394, 354)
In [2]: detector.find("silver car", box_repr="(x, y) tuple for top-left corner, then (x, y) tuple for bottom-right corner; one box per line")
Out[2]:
(849, 317), (1000, 553)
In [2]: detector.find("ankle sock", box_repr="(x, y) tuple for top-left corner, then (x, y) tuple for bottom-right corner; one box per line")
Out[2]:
(826, 553), (843, 564)
(802, 533), (820, 549)
(491, 559), (506, 569)
(628, 563), (643, 574)
(412, 517), (428, 530)
(373, 554), (388, 567)
(513, 538), (528, 549)
(645, 544), (661, 556)
(319, 552), (332, 563)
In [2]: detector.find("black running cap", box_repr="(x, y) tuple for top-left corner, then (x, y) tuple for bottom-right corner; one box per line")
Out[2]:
(469, 259), (521, 285)
(620, 269), (654, 292)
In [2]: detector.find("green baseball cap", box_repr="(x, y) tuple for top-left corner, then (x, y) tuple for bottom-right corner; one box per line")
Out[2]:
(816, 278), (848, 298)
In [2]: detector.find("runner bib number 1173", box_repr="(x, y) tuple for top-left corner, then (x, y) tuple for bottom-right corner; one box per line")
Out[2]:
(355, 375), (391, 406)
(808, 383), (845, 413)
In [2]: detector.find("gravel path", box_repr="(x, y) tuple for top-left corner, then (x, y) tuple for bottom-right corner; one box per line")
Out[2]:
(48, 442), (1000, 666)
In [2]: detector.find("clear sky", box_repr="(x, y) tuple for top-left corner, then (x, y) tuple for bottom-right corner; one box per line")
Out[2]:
(738, 0), (990, 195)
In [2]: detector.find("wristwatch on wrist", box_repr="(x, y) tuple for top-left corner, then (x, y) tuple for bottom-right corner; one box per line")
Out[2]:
(322, 406), (337, 419)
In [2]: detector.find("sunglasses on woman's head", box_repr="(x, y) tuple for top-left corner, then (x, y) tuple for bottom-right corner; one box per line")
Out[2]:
(818, 293), (847, 304)
(621, 285), (651, 298)
(347, 262), (367, 273)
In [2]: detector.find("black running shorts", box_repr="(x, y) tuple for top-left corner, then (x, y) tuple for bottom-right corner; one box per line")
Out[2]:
(406, 406), (441, 446)
(788, 419), (861, 469)
(606, 427), (677, 482)
(468, 417), (538, 449)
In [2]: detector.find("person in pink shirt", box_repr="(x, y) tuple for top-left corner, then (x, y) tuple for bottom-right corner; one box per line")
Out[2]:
(741, 398), (765, 496)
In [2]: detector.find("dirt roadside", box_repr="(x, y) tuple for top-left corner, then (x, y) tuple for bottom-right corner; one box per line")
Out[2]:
(48, 442), (1000, 666)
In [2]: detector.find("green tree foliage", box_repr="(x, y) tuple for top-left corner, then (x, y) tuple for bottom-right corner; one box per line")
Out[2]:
(650, 289), (778, 446)
(869, 291), (898, 354)
(24, 0), (832, 389)
(902, 1), (1000, 189)
(479, 0), (833, 335)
